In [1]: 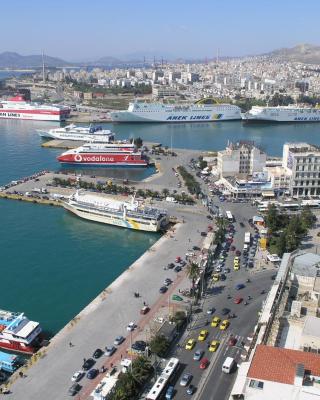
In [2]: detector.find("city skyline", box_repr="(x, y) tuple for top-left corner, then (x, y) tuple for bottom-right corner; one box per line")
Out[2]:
(1, 0), (320, 60)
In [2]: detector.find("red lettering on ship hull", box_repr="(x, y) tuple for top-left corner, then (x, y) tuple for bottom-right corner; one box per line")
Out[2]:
(57, 153), (148, 167)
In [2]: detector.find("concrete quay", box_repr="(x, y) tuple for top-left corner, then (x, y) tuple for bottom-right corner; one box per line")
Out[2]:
(3, 201), (210, 400)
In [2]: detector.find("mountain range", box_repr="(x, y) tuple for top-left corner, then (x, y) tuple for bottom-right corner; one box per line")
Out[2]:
(1, 44), (320, 68)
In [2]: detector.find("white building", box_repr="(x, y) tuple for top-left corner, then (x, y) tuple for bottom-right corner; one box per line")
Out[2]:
(230, 344), (320, 400)
(217, 142), (267, 177)
(265, 166), (291, 189)
(283, 143), (320, 197)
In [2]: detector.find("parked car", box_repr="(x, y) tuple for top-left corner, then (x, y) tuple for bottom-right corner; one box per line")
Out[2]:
(68, 383), (81, 396)
(235, 283), (245, 290)
(127, 322), (136, 331)
(82, 358), (95, 371)
(174, 265), (182, 272)
(221, 308), (230, 315)
(105, 346), (116, 357)
(228, 336), (237, 346)
(92, 348), (103, 359)
(159, 286), (168, 293)
(71, 371), (84, 382)
(114, 336), (125, 346)
(86, 369), (99, 379)
(165, 385), (175, 400)
(140, 305), (150, 314)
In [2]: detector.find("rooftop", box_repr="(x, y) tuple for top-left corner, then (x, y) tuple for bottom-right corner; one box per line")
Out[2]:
(302, 316), (320, 339)
(293, 253), (320, 278)
(248, 345), (320, 385)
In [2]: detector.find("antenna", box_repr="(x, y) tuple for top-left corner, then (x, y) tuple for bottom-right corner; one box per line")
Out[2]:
(42, 50), (46, 82)
(216, 48), (220, 64)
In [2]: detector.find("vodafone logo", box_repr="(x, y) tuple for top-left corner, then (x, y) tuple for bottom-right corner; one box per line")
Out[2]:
(74, 154), (82, 162)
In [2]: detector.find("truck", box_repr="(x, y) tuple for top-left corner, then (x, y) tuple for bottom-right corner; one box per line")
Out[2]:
(244, 232), (251, 245)
(222, 357), (235, 374)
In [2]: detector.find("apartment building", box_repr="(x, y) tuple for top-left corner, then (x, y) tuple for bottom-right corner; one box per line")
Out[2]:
(283, 143), (320, 197)
(217, 141), (267, 177)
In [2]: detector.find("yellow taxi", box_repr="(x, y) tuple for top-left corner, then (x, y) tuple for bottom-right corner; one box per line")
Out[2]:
(219, 319), (230, 330)
(234, 264), (240, 271)
(209, 340), (220, 352)
(198, 329), (208, 341)
(185, 338), (196, 350)
(212, 273), (220, 282)
(211, 316), (221, 327)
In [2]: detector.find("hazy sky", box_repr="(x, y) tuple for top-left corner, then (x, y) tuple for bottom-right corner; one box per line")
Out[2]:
(2, 0), (320, 60)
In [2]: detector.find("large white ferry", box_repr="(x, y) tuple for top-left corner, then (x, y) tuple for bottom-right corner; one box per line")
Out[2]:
(242, 105), (320, 123)
(0, 309), (42, 354)
(64, 191), (169, 232)
(37, 124), (114, 142)
(0, 95), (70, 121)
(111, 99), (241, 123)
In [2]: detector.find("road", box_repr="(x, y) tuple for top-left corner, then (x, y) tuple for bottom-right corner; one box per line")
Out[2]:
(168, 187), (276, 400)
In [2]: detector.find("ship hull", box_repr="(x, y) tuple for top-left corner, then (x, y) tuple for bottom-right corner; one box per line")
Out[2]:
(0, 111), (67, 121)
(0, 340), (38, 355)
(57, 152), (148, 167)
(64, 203), (161, 232)
(111, 109), (241, 123)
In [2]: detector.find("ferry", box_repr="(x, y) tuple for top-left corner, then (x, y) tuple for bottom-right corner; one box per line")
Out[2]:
(0, 95), (70, 121)
(57, 142), (148, 167)
(37, 124), (114, 142)
(64, 191), (169, 232)
(110, 99), (241, 123)
(0, 309), (42, 354)
(242, 105), (320, 123)
(0, 352), (23, 373)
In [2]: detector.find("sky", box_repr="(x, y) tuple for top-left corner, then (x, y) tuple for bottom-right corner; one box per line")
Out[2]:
(1, 0), (320, 61)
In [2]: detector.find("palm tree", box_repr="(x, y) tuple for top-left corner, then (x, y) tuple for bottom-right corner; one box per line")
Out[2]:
(186, 262), (200, 293)
(162, 188), (169, 198)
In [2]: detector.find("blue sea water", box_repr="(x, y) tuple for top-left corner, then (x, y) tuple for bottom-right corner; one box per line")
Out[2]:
(1, 115), (320, 334)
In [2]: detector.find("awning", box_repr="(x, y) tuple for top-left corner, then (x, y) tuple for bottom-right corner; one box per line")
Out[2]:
(261, 191), (275, 197)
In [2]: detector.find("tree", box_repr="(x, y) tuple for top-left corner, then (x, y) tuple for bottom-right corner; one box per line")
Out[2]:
(186, 262), (200, 293)
(149, 335), (170, 357)
(170, 311), (187, 330)
(162, 188), (170, 197)
(132, 356), (153, 385)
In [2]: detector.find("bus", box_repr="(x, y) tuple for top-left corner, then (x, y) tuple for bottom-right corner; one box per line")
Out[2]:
(226, 210), (234, 222)
(146, 358), (180, 400)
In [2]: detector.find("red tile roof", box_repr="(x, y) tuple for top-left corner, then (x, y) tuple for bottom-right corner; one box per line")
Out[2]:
(248, 345), (320, 385)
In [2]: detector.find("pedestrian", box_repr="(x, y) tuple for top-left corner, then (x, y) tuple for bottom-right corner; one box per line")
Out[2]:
(120, 354), (123, 360)
(143, 301), (146, 306)
(69, 341), (73, 347)
(19, 371), (23, 378)
(83, 358), (86, 363)
(110, 363), (113, 368)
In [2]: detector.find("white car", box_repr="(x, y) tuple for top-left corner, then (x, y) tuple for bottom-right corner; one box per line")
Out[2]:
(127, 322), (136, 331)
(71, 371), (84, 382)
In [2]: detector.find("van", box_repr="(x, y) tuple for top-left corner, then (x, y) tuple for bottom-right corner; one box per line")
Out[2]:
(222, 356), (235, 373)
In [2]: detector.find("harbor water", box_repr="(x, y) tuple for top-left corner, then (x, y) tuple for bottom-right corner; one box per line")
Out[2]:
(1, 114), (320, 335)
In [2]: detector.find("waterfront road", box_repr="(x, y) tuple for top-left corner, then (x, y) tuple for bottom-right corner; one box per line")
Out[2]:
(4, 202), (209, 400)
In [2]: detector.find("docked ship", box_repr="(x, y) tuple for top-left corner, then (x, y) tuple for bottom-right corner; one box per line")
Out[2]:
(64, 191), (169, 232)
(110, 99), (241, 123)
(57, 142), (148, 167)
(0, 95), (70, 121)
(0, 309), (42, 354)
(37, 124), (114, 142)
(242, 105), (320, 123)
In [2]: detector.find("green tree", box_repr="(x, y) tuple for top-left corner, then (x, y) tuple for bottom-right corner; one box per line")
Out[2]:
(162, 188), (170, 197)
(170, 311), (187, 330)
(149, 335), (170, 358)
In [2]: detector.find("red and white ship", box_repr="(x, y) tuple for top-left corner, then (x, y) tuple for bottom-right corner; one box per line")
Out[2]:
(0, 95), (70, 121)
(0, 309), (42, 354)
(57, 142), (148, 167)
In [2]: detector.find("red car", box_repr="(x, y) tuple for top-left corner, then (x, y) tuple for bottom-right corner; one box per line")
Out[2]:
(200, 358), (209, 369)
(227, 238), (233, 243)
(235, 250), (241, 256)
(234, 297), (243, 304)
(228, 336), (237, 346)
(175, 256), (182, 263)
(230, 245), (236, 251)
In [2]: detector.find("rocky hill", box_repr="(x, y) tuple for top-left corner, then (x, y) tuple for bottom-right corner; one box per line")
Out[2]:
(264, 43), (320, 64)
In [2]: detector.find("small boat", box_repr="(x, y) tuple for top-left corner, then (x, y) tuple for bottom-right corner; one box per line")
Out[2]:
(37, 124), (114, 142)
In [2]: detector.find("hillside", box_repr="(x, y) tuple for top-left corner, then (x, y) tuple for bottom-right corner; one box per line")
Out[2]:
(263, 43), (320, 64)
(0, 52), (71, 68)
